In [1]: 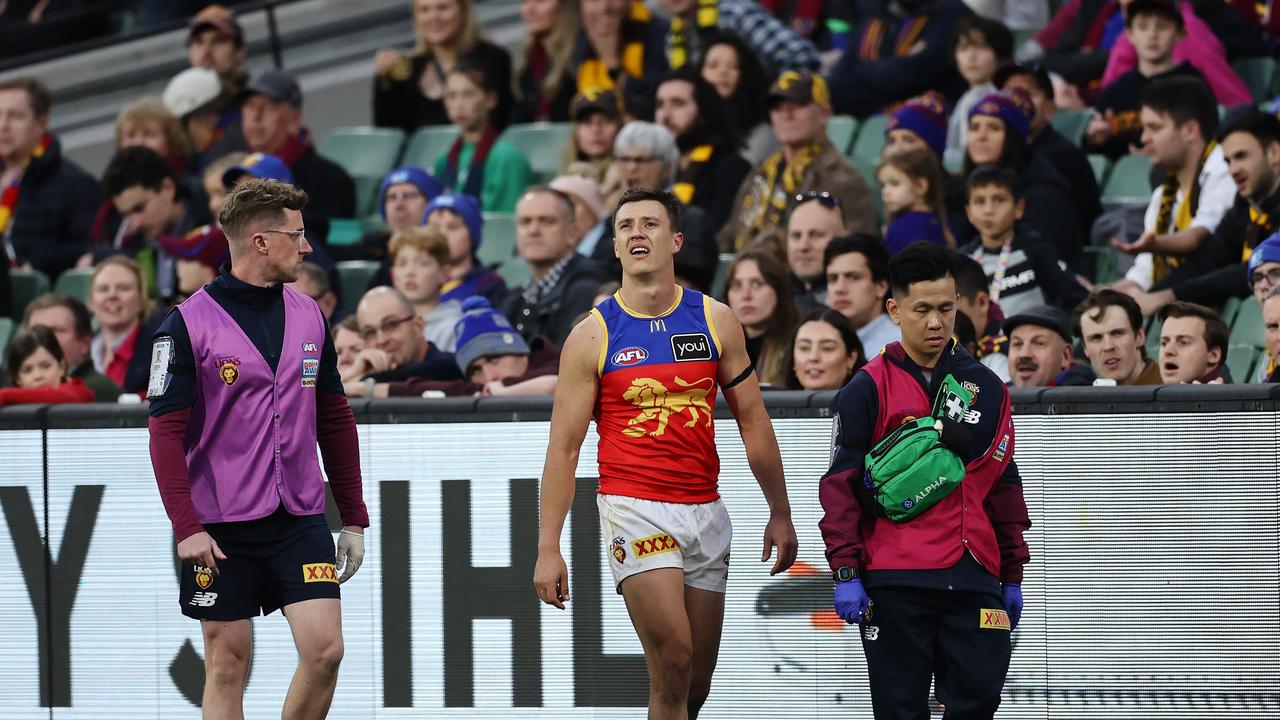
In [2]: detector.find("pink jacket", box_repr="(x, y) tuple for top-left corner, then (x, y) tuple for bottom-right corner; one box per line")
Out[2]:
(1100, 2), (1253, 107)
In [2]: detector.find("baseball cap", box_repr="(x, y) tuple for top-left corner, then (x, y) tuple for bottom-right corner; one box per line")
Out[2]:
(571, 87), (623, 122)
(188, 12), (243, 46)
(1125, 0), (1183, 27)
(1002, 305), (1073, 344)
(245, 70), (302, 108)
(163, 67), (223, 118)
(993, 62), (1053, 98)
(222, 152), (294, 189)
(767, 70), (831, 112)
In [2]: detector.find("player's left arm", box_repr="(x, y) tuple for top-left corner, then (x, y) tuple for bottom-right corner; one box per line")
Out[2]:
(982, 392), (1030, 583)
(709, 300), (797, 575)
(315, 318), (370, 581)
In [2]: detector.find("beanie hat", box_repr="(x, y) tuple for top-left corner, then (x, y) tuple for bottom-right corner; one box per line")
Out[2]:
(453, 296), (530, 374)
(1248, 232), (1280, 274)
(887, 92), (950, 158)
(222, 152), (294, 189)
(157, 224), (230, 272)
(379, 165), (443, 220)
(423, 194), (483, 255)
(968, 89), (1034, 141)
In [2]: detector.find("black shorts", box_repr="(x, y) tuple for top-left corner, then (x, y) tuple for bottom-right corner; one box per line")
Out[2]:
(179, 505), (340, 621)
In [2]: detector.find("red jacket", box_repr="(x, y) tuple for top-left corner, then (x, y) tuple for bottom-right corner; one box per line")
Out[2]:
(0, 378), (95, 407)
(819, 341), (1031, 583)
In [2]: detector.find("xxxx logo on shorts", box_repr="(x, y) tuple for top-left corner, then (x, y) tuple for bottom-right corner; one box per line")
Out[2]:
(632, 534), (679, 558)
(303, 562), (338, 583)
(979, 608), (1011, 630)
(194, 565), (214, 590)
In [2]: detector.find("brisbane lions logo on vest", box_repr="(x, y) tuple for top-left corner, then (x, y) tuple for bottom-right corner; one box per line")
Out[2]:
(214, 355), (241, 386)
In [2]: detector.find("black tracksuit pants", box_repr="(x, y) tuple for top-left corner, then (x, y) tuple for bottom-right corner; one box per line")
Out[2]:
(859, 586), (1012, 720)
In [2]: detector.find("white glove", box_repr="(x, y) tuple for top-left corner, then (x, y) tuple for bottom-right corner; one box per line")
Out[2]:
(336, 529), (365, 584)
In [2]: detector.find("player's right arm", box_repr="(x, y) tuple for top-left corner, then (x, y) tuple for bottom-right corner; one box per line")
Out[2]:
(147, 310), (227, 574)
(533, 315), (602, 609)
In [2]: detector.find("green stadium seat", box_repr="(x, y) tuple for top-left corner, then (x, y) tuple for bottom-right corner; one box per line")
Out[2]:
(0, 318), (12, 370)
(1145, 317), (1161, 358)
(319, 127), (406, 217)
(825, 115), (858, 155)
(710, 253), (734, 299)
(335, 260), (381, 312)
(327, 218), (364, 247)
(1080, 246), (1119, 284)
(1102, 155), (1153, 208)
(400, 125), (459, 169)
(53, 267), (94, 304)
(1226, 344), (1260, 383)
(1229, 297), (1265, 348)
(1220, 296), (1243, 327)
(852, 158), (884, 226)
(1050, 109), (1091, 146)
(10, 268), (50, 321)
(849, 114), (887, 164)
(1087, 154), (1111, 186)
(1232, 58), (1276, 103)
(500, 123), (573, 183)
(497, 255), (531, 287)
(478, 212), (517, 267)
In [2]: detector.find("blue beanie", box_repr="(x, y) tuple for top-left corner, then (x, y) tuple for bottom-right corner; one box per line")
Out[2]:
(423, 194), (484, 255)
(453, 296), (530, 374)
(887, 92), (950, 158)
(378, 165), (443, 220)
(1248, 232), (1280, 275)
(222, 152), (294, 189)
(968, 89), (1033, 141)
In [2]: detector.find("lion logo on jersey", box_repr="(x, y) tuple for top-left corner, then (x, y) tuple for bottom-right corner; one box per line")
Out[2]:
(621, 376), (714, 437)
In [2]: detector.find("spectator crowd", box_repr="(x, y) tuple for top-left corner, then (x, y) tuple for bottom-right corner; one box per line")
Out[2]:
(4, 0), (1280, 408)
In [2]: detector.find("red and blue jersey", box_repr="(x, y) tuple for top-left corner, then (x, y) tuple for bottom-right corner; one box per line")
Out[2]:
(590, 287), (722, 503)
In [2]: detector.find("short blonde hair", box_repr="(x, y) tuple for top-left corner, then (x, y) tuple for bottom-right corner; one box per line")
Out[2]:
(115, 97), (189, 157)
(91, 255), (152, 321)
(412, 0), (481, 56)
(389, 225), (451, 267)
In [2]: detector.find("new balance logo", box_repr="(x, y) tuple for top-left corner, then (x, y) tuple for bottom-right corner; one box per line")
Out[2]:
(188, 592), (218, 607)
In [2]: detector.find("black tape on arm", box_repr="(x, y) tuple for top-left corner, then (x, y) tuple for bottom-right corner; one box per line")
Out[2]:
(723, 363), (755, 389)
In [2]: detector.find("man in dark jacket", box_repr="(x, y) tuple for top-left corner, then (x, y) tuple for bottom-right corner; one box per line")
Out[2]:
(0, 77), (100, 279)
(820, 243), (1030, 719)
(504, 187), (609, 346)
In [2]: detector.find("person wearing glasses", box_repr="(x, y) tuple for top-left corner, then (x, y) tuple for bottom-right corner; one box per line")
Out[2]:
(341, 285), (464, 398)
(147, 179), (368, 719)
(718, 70), (875, 254)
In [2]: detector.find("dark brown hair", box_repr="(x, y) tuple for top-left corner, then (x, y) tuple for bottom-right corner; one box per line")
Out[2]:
(784, 307), (866, 389)
(5, 326), (64, 387)
(1072, 289), (1143, 339)
(879, 147), (955, 247)
(23, 293), (94, 340)
(1158, 301), (1229, 359)
(724, 246), (799, 387)
(0, 77), (51, 118)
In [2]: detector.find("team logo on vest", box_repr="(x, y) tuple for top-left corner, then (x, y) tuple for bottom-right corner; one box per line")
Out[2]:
(302, 340), (319, 354)
(632, 533), (679, 558)
(193, 564), (214, 590)
(612, 346), (648, 366)
(621, 376), (714, 437)
(302, 563), (338, 583)
(671, 333), (712, 362)
(979, 608), (1011, 630)
(610, 535), (627, 563)
(215, 355), (241, 386)
(962, 380), (980, 401)
(302, 358), (319, 388)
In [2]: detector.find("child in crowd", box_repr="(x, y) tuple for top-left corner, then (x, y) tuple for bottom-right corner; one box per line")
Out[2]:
(878, 148), (954, 255)
(435, 61), (533, 212)
(945, 16), (1013, 168)
(958, 165), (1088, 318)
(425, 194), (508, 306)
(0, 327), (94, 406)
(389, 226), (463, 352)
(1085, 0), (1203, 158)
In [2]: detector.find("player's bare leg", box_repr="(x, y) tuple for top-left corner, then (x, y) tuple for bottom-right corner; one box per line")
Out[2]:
(622, 568), (694, 720)
(281, 598), (344, 719)
(201, 618), (252, 720)
(684, 585), (726, 719)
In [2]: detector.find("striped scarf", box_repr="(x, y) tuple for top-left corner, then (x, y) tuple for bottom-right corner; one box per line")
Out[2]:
(577, 1), (650, 93)
(1151, 141), (1214, 284)
(441, 123), (500, 201)
(0, 132), (53, 251)
(668, 0), (719, 69)
(672, 144), (714, 204)
(854, 15), (927, 61)
(734, 141), (821, 250)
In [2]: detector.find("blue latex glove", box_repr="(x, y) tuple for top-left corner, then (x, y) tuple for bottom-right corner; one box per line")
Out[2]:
(1002, 583), (1023, 630)
(834, 579), (870, 624)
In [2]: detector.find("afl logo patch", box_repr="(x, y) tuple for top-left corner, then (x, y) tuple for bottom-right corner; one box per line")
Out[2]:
(303, 340), (318, 354)
(671, 333), (712, 362)
(612, 346), (648, 366)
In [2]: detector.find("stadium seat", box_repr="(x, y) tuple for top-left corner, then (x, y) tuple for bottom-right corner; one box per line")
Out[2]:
(1145, 317), (1161, 358)
(1229, 297), (1265, 348)
(1226, 344), (1260, 383)
(497, 255), (531, 287)
(1080, 246), (1118, 284)
(0, 317), (12, 369)
(53, 267), (94, 304)
(400, 125), (459, 169)
(478, 212), (517, 267)
(335, 260), (381, 312)
(1050, 109), (1091, 146)
(1220, 296), (1243, 327)
(500, 123), (572, 183)
(849, 114), (887, 164)
(825, 115), (858, 155)
(327, 218), (364, 247)
(1102, 155), (1153, 208)
(320, 127), (406, 217)
(710, 253), (734, 299)
(9, 268), (50, 321)
(1087, 154), (1111, 186)
(1232, 58), (1276, 103)
(852, 158), (884, 226)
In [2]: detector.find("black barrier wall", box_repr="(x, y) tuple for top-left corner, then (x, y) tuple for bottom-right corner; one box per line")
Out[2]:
(1, 386), (1278, 719)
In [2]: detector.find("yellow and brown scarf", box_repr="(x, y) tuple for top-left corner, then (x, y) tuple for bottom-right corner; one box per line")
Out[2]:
(1151, 141), (1215, 283)
(733, 142), (822, 250)
(668, 0), (719, 69)
(673, 144), (714, 205)
(577, 1), (651, 93)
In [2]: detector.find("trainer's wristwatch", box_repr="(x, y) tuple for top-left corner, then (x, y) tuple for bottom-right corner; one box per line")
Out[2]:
(832, 566), (859, 583)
